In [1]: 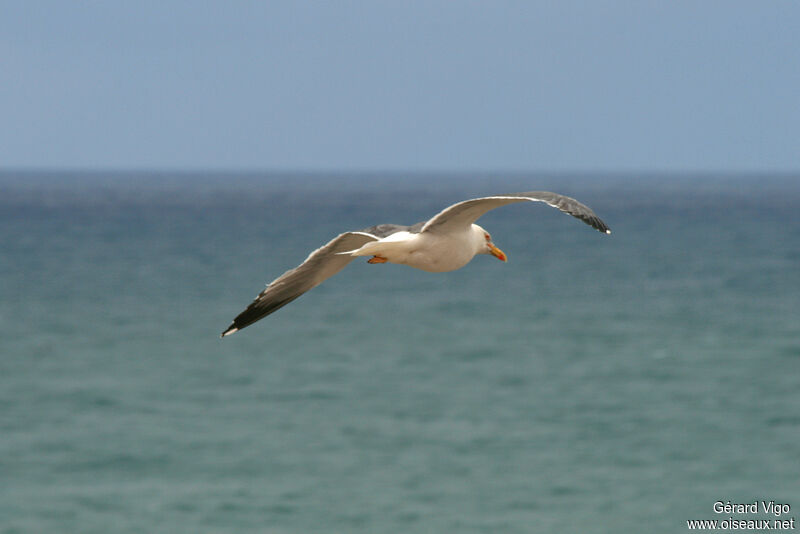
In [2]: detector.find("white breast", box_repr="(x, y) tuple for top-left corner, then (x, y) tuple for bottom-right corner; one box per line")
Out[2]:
(402, 230), (478, 272)
(349, 227), (480, 273)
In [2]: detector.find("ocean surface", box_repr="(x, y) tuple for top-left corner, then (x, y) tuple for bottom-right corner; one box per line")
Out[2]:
(1, 171), (798, 533)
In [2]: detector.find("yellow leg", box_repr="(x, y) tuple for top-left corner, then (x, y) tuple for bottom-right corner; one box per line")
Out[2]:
(367, 255), (388, 264)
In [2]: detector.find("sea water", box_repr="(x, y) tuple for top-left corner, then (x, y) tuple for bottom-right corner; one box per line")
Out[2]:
(1, 172), (798, 533)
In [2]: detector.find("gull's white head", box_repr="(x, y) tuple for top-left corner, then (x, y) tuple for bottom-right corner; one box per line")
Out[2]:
(472, 224), (507, 262)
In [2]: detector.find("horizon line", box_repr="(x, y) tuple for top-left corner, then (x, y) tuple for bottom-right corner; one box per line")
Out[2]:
(1, 166), (799, 177)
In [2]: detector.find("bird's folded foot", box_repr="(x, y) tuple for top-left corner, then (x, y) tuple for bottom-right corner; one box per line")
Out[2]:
(367, 255), (388, 264)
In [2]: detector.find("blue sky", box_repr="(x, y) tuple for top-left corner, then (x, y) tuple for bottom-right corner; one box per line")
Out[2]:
(1, 1), (798, 172)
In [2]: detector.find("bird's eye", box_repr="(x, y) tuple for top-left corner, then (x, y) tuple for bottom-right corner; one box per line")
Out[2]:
(484, 233), (491, 241)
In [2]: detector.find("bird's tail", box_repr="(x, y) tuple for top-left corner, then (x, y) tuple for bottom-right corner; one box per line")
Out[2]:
(336, 240), (381, 257)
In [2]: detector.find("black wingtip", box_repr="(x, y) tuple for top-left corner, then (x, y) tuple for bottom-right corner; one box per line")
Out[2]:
(220, 324), (239, 338)
(596, 222), (611, 234)
(590, 216), (611, 235)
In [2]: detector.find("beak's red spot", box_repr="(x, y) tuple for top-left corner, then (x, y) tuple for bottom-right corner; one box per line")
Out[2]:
(489, 244), (507, 262)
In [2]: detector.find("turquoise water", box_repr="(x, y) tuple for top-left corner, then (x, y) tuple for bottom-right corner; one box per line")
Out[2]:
(1, 172), (799, 533)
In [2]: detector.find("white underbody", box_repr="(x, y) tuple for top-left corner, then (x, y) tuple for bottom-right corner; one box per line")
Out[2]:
(348, 225), (486, 273)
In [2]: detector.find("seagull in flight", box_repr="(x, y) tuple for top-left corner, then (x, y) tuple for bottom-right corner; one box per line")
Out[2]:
(222, 191), (610, 337)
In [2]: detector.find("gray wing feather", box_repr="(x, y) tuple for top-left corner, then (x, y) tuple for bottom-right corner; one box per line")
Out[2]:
(421, 191), (611, 234)
(221, 231), (379, 336)
(361, 221), (426, 237)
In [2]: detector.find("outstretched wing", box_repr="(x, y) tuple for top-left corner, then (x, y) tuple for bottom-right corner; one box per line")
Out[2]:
(221, 231), (379, 337)
(420, 191), (611, 235)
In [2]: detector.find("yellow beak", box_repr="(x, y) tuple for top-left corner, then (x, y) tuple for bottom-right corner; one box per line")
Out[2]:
(489, 243), (507, 262)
